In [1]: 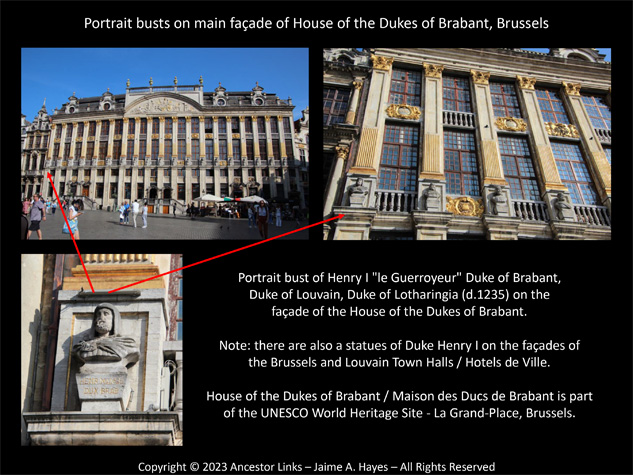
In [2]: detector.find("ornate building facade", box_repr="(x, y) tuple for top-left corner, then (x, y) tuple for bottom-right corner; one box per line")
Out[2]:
(323, 48), (611, 240)
(21, 78), (307, 212)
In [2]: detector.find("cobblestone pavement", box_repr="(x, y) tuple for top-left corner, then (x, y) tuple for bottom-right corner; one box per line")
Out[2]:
(26, 210), (309, 240)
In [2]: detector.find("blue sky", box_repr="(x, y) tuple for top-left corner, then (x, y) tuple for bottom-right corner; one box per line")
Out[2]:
(522, 48), (611, 61)
(21, 48), (309, 122)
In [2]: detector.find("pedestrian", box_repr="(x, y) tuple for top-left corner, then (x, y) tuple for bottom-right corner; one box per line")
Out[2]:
(268, 204), (275, 224)
(275, 205), (282, 227)
(51, 200), (57, 215)
(118, 202), (125, 224)
(131, 200), (140, 227)
(123, 201), (130, 224)
(256, 200), (269, 239)
(142, 201), (148, 228)
(247, 205), (255, 228)
(62, 199), (83, 239)
(21, 202), (29, 240)
(26, 193), (46, 240)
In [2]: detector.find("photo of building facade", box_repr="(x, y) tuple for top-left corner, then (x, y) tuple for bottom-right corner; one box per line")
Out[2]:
(21, 78), (308, 214)
(21, 254), (183, 445)
(323, 48), (611, 240)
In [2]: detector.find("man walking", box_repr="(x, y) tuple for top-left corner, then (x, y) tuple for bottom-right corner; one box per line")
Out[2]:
(131, 200), (140, 228)
(142, 202), (148, 228)
(26, 193), (46, 240)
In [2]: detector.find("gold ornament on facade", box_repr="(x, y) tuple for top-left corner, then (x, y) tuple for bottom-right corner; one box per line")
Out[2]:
(205, 133), (214, 139)
(563, 82), (581, 96)
(192, 133), (200, 139)
(544, 122), (580, 138)
(371, 55), (394, 71)
(165, 134), (173, 139)
(127, 134), (135, 140)
(471, 70), (490, 85)
(232, 133), (240, 139)
(516, 75), (536, 90)
(353, 80), (364, 90)
(151, 134), (160, 139)
(446, 196), (484, 217)
(386, 103), (422, 120)
(423, 63), (444, 78)
(335, 145), (350, 160)
(114, 135), (122, 140)
(495, 117), (528, 132)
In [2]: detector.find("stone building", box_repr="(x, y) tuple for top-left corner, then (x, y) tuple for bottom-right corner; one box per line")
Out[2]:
(323, 48), (611, 240)
(21, 254), (183, 445)
(22, 77), (307, 212)
(21, 101), (51, 199)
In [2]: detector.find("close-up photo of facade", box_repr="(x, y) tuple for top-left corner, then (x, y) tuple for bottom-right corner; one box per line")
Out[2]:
(323, 48), (611, 240)
(21, 254), (183, 445)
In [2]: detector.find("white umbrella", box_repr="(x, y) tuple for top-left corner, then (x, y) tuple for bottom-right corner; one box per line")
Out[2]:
(238, 195), (268, 204)
(194, 194), (229, 202)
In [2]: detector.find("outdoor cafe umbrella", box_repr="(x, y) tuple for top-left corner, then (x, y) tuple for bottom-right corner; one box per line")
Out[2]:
(193, 194), (231, 202)
(236, 195), (268, 204)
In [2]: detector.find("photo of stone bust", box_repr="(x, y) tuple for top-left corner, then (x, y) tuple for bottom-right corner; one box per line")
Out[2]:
(72, 303), (140, 366)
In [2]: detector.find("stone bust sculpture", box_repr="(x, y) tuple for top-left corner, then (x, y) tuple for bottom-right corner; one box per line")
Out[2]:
(348, 177), (369, 207)
(490, 185), (507, 215)
(350, 177), (367, 195)
(72, 303), (140, 366)
(554, 192), (571, 220)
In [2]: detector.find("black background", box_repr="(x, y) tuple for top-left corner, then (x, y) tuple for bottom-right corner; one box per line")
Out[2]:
(3, 1), (632, 474)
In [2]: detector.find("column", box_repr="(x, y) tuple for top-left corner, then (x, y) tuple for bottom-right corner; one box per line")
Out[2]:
(324, 145), (350, 216)
(562, 82), (611, 202)
(69, 122), (78, 160)
(185, 117), (192, 160)
(107, 119), (115, 159)
(252, 116), (260, 159)
(121, 119), (129, 160)
(345, 79), (364, 125)
(278, 116), (287, 158)
(349, 54), (393, 175)
(239, 116), (246, 159)
(213, 117), (219, 159)
(227, 116), (234, 159)
(158, 117), (165, 160)
(264, 116), (273, 159)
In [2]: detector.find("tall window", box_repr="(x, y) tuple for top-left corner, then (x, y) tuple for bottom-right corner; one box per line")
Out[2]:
(232, 139), (240, 158)
(259, 139), (268, 160)
(115, 119), (123, 135)
(443, 76), (472, 112)
(178, 139), (186, 159)
(165, 118), (173, 135)
(192, 140), (200, 160)
(191, 117), (200, 134)
(444, 130), (479, 196)
(140, 118), (147, 135)
(536, 89), (571, 124)
(128, 119), (135, 135)
(151, 139), (159, 160)
(178, 118), (186, 135)
(244, 117), (253, 133)
(165, 140), (172, 160)
(269, 117), (278, 134)
(218, 117), (227, 134)
(490, 82), (522, 118)
(581, 95), (611, 130)
(552, 142), (599, 205)
(378, 123), (419, 191)
(139, 140), (146, 158)
(323, 88), (350, 125)
(499, 136), (539, 201)
(257, 117), (266, 134)
(126, 139), (134, 158)
(205, 117), (213, 132)
(205, 139), (214, 158)
(152, 118), (160, 134)
(389, 68), (422, 106)
(100, 120), (109, 137)
(219, 139), (227, 159)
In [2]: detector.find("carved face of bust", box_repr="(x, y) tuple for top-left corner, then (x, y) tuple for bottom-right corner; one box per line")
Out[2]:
(94, 307), (114, 336)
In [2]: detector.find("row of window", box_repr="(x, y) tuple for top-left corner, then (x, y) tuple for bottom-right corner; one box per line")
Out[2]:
(377, 123), (601, 205)
(324, 68), (611, 130)
(49, 167), (291, 178)
(49, 116), (294, 140)
(51, 139), (295, 161)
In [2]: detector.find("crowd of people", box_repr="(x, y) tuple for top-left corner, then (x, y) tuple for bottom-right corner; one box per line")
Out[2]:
(22, 194), (306, 240)
(21, 194), (83, 240)
(118, 200), (149, 228)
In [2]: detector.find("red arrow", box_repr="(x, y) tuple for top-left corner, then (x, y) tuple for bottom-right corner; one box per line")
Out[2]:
(108, 214), (344, 293)
(47, 172), (95, 292)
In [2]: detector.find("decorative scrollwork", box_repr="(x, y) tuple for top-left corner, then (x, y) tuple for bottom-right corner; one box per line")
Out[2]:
(446, 196), (484, 217)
